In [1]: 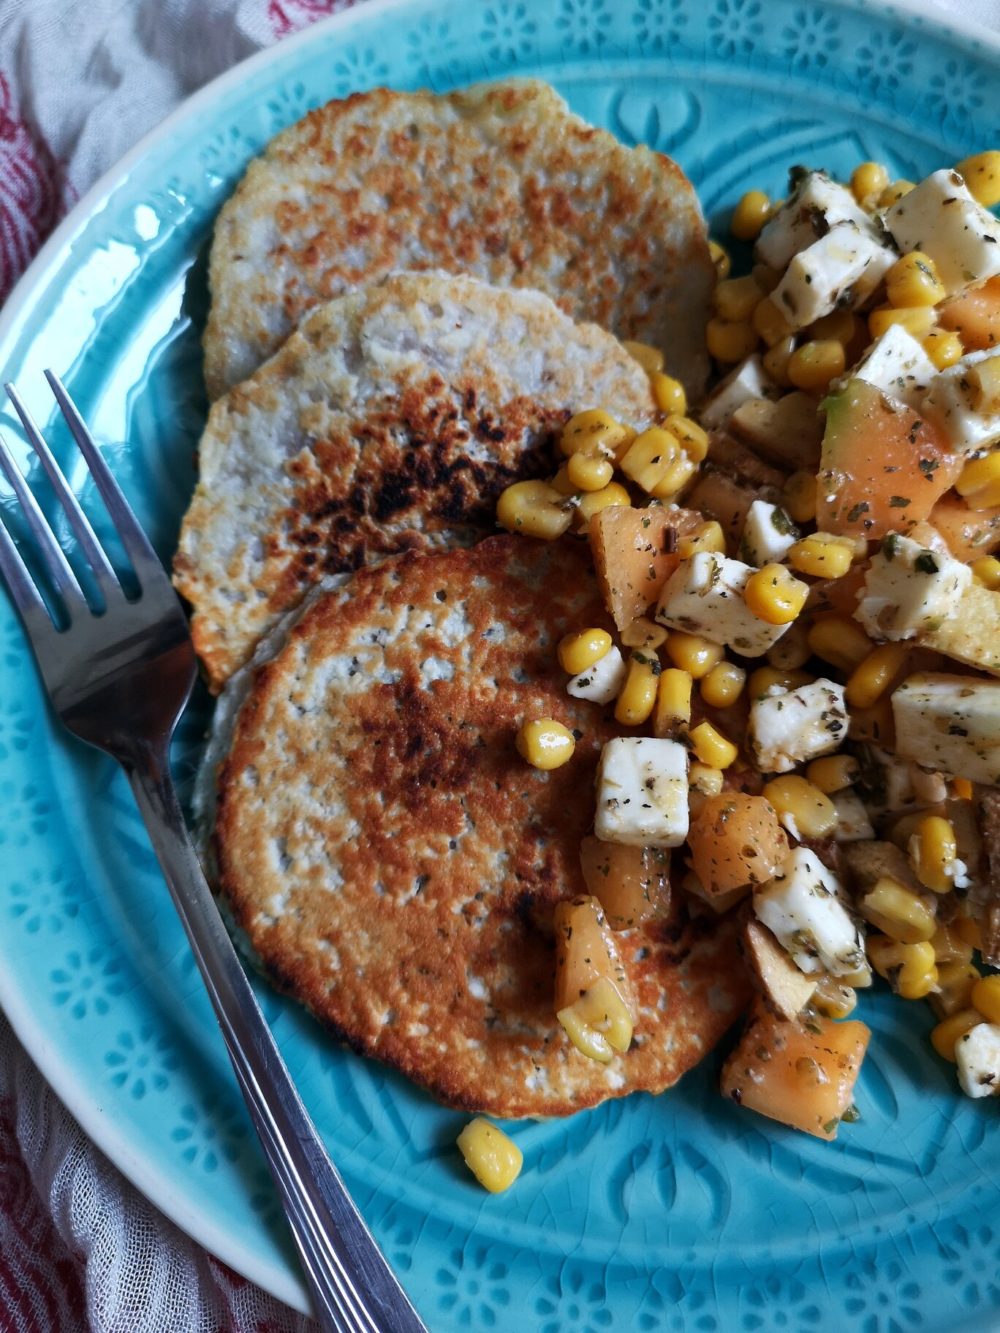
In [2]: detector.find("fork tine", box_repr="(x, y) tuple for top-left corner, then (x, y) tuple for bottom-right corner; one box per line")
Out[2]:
(0, 429), (87, 612)
(0, 511), (53, 626)
(44, 371), (163, 583)
(5, 383), (121, 594)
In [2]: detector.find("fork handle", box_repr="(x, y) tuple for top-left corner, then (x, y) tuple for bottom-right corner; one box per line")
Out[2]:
(124, 749), (427, 1333)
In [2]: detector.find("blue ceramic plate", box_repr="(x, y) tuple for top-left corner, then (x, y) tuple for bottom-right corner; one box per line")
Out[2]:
(1, 0), (999, 1326)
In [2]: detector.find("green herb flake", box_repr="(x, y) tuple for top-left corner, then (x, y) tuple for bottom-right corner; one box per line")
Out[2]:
(914, 552), (939, 575)
(889, 495), (911, 508)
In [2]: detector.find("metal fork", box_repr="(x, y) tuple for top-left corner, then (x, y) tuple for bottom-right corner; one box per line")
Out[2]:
(0, 372), (427, 1333)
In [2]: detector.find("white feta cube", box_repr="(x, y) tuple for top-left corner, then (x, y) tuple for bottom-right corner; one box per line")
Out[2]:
(855, 533), (971, 640)
(831, 790), (875, 843)
(892, 672), (1000, 784)
(566, 645), (626, 705)
(594, 737), (689, 848)
(738, 499), (800, 566)
(852, 324), (938, 408)
(956, 1022), (1000, 1099)
(922, 347), (1000, 455)
(885, 168), (1000, 296)
(753, 847), (866, 976)
(749, 677), (848, 773)
(699, 355), (776, 431)
(772, 222), (897, 331)
(756, 170), (873, 270)
(654, 551), (795, 657)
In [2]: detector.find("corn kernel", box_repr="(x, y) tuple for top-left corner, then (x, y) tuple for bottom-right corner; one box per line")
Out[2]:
(557, 976), (634, 1062)
(715, 275), (762, 323)
(744, 563), (809, 625)
(787, 531), (855, 579)
(931, 1009), (981, 1063)
(566, 451), (614, 492)
(549, 464), (578, 497)
(886, 251), (946, 308)
(456, 1118), (523, 1193)
(752, 295), (793, 347)
(615, 652), (661, 726)
(851, 160), (889, 207)
(700, 661), (746, 709)
(762, 336), (796, 386)
(620, 616), (669, 650)
(664, 632), (723, 679)
(666, 414), (710, 463)
(766, 620), (811, 670)
(810, 973), (858, 1019)
(748, 665), (812, 698)
(858, 877), (936, 944)
(931, 924), (974, 967)
(763, 775), (837, 838)
(932, 961), (982, 1018)
(558, 628), (613, 676)
(845, 643), (910, 709)
(807, 615), (872, 673)
(867, 935), (938, 1000)
(972, 555), (1000, 590)
(689, 762), (724, 797)
(688, 720), (738, 769)
(910, 814), (959, 894)
(847, 695), (895, 748)
(807, 754), (859, 793)
(731, 189), (771, 241)
(878, 178), (914, 208)
(649, 371), (687, 416)
(956, 150), (1000, 208)
(953, 777), (975, 802)
(707, 318), (758, 363)
(955, 914), (984, 950)
(497, 480), (572, 540)
(620, 427), (681, 497)
(574, 482), (632, 528)
(922, 328), (964, 370)
(709, 239), (731, 280)
(968, 357), (1000, 417)
(782, 470), (818, 524)
(956, 450), (1000, 509)
(653, 667), (693, 737)
(516, 718), (576, 770)
(561, 408), (634, 459)
(622, 340), (665, 375)
(787, 339), (846, 394)
(868, 304), (937, 340)
(807, 308), (860, 346)
(972, 975), (1000, 1024)
(678, 519), (726, 559)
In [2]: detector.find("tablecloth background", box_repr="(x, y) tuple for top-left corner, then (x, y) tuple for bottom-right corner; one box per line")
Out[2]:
(1, 0), (999, 1329)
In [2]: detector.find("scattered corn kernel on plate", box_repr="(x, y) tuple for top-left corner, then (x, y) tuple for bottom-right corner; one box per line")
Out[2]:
(2, 0), (1000, 1327)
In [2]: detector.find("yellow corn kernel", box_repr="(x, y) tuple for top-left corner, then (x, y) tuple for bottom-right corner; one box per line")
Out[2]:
(762, 336), (796, 386)
(931, 1009), (982, 1063)
(619, 427), (681, 496)
(763, 775), (837, 838)
(709, 239), (731, 280)
(561, 408), (634, 459)
(622, 339), (665, 375)
(782, 470), (818, 524)
(848, 695), (895, 748)
(615, 652), (660, 726)
(842, 963), (874, 990)
(744, 563), (809, 625)
(620, 616), (669, 650)
(557, 976), (634, 1062)
(868, 304), (937, 340)
(654, 451), (697, 500)
(574, 482), (632, 528)
(787, 339), (846, 394)
(707, 318), (758, 364)
(653, 667), (693, 737)
(497, 480), (572, 540)
(972, 555), (1000, 590)
(956, 450), (1000, 509)
(516, 718), (576, 770)
(808, 308), (861, 346)
(457, 1118), (522, 1193)
(666, 414), (710, 463)
(787, 531), (855, 579)
(858, 877), (936, 944)
(714, 275), (762, 323)
(678, 519), (726, 559)
(558, 628), (613, 676)
(807, 753), (860, 794)
(649, 371), (687, 416)
(700, 661), (746, 709)
(931, 924), (974, 967)
(566, 451), (615, 492)
(845, 643), (910, 710)
(955, 913), (984, 950)
(688, 720), (738, 769)
(752, 296), (793, 347)
(932, 961), (982, 1018)
(967, 355), (1000, 415)
(953, 777), (975, 802)
(549, 464), (578, 497)
(810, 973), (858, 1020)
(807, 614), (872, 673)
(885, 251), (947, 308)
(878, 178), (915, 208)
(972, 975), (1000, 1024)
(851, 160), (889, 207)
(956, 150), (1000, 207)
(731, 189), (771, 241)
(867, 936), (938, 1000)
(766, 620), (811, 670)
(748, 665), (812, 699)
(689, 761), (724, 797)
(664, 632), (724, 679)
(922, 328), (964, 370)
(910, 814), (959, 894)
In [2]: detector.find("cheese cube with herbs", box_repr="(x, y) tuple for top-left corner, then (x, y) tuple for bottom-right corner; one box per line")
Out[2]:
(856, 533), (971, 640)
(772, 222), (896, 331)
(566, 645), (627, 705)
(699, 354), (775, 430)
(738, 500), (800, 567)
(892, 672), (1000, 784)
(756, 169), (873, 270)
(753, 847), (867, 976)
(853, 324), (938, 409)
(955, 1022), (1000, 1099)
(654, 551), (793, 656)
(594, 737), (689, 848)
(922, 347), (1000, 455)
(749, 678), (848, 773)
(885, 168), (1000, 296)
(832, 790), (875, 843)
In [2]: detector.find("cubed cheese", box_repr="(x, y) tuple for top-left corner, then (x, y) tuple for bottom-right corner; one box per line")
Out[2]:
(699, 355), (776, 431)
(922, 347), (1000, 455)
(772, 222), (896, 331)
(566, 646), (626, 705)
(855, 533), (972, 640)
(594, 737), (689, 848)
(852, 324), (938, 408)
(956, 1022), (1000, 1099)
(885, 168), (1000, 296)
(832, 790), (875, 843)
(738, 499), (800, 566)
(654, 551), (794, 657)
(753, 847), (866, 976)
(749, 677), (848, 773)
(892, 672), (1000, 784)
(756, 170), (873, 271)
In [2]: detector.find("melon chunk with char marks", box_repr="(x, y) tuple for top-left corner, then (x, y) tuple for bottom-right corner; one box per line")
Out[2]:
(589, 504), (702, 632)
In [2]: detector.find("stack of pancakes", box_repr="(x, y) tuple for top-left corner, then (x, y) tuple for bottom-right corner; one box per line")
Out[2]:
(178, 78), (745, 1118)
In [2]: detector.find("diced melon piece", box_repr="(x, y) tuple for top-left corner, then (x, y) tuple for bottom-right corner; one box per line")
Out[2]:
(939, 275), (1000, 351)
(687, 793), (788, 895)
(589, 505), (701, 632)
(929, 493), (1000, 561)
